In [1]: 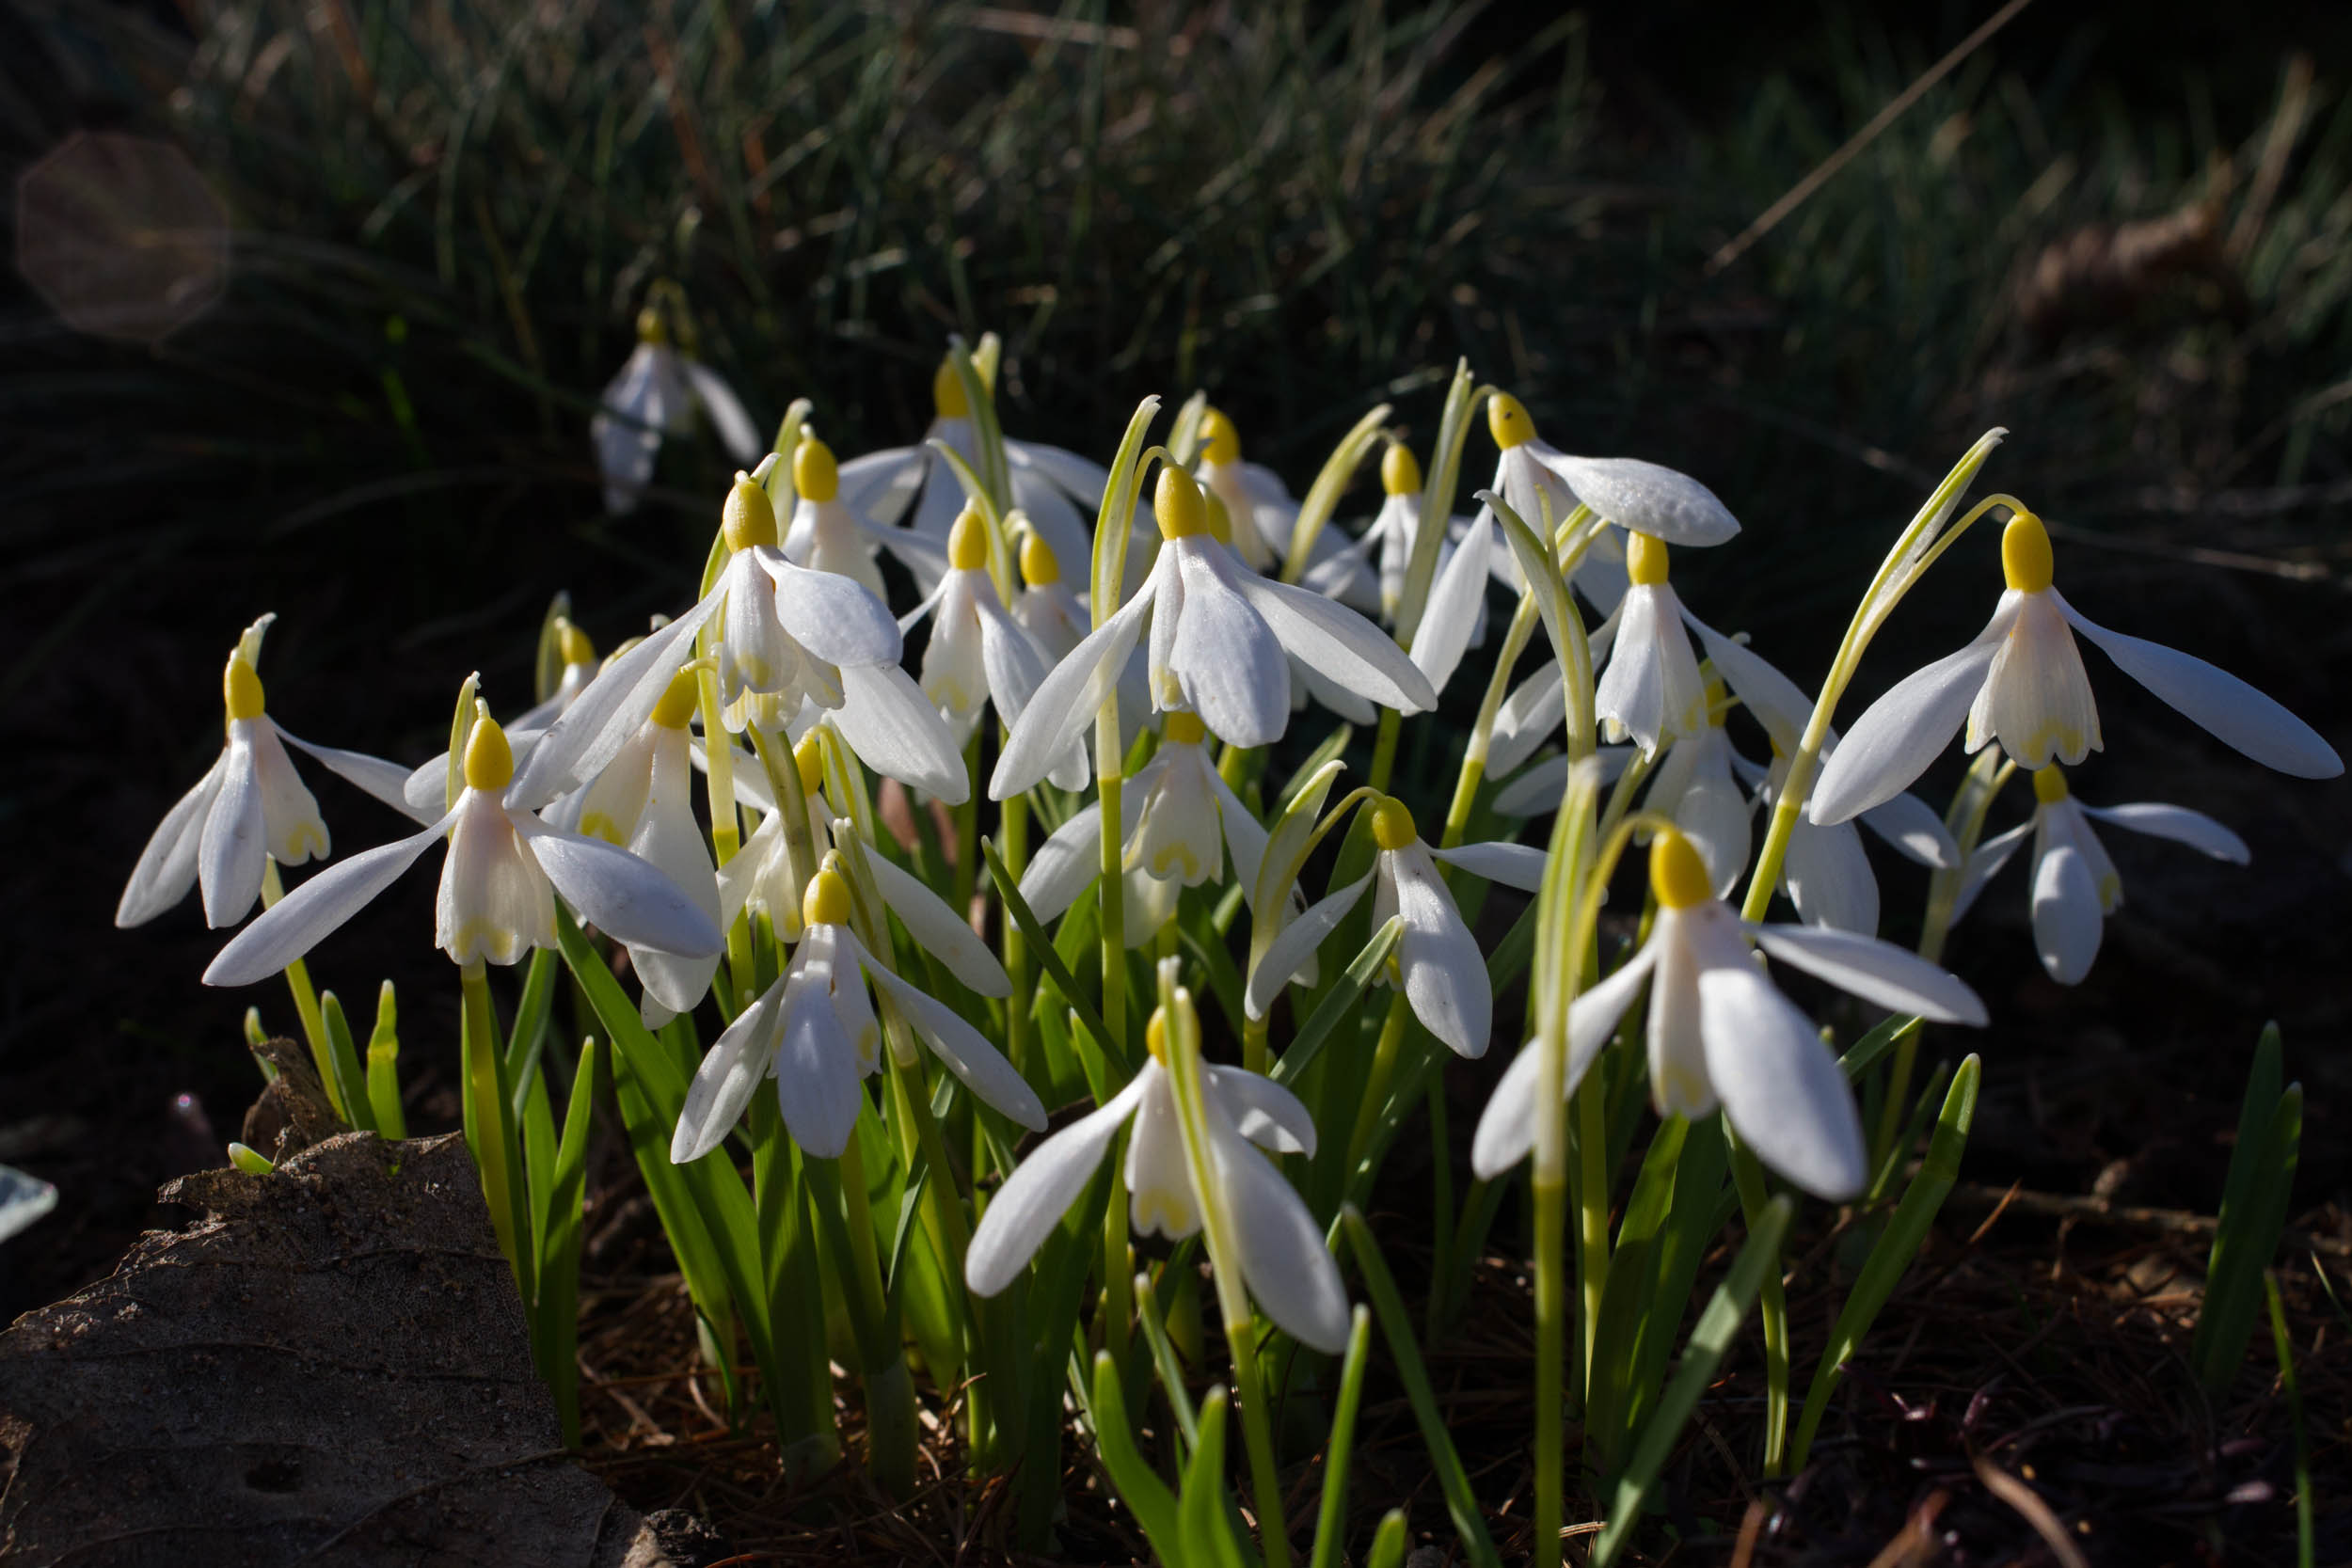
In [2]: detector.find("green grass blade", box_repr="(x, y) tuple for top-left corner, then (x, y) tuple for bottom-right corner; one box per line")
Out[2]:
(2265, 1273), (2315, 1568)
(2194, 1076), (2303, 1393)
(1179, 1388), (1255, 1568)
(1135, 1268), (1201, 1457)
(1088, 1349), (1183, 1555)
(1308, 1306), (1375, 1568)
(1271, 916), (1405, 1088)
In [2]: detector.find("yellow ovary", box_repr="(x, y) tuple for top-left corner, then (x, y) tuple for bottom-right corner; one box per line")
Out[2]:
(803, 865), (853, 928)
(948, 507), (989, 571)
(463, 713), (514, 793)
(1370, 797), (1417, 852)
(723, 475), (779, 552)
(1155, 466), (1209, 540)
(1162, 710), (1206, 746)
(932, 356), (970, 420)
(2001, 511), (2054, 594)
(223, 657), (265, 721)
(555, 618), (596, 668)
(1020, 531), (1060, 586)
(1381, 442), (1422, 496)
(793, 436), (839, 503)
(1200, 407), (1241, 466)
(1649, 827), (1712, 911)
(1486, 392), (1534, 450)
(1626, 531), (1670, 587)
(2032, 764), (2069, 804)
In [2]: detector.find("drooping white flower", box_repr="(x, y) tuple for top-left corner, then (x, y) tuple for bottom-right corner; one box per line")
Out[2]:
(670, 863), (1041, 1162)
(780, 434), (947, 599)
(398, 617), (607, 818)
(963, 1010), (1347, 1354)
(1195, 406), (1376, 606)
(514, 476), (967, 810)
(991, 466), (1437, 798)
(1246, 797), (1546, 1058)
(1953, 764), (2250, 985)
(118, 614), (425, 930)
(1481, 393), (1740, 614)
(591, 307), (762, 515)
(203, 712), (723, 986)
(1019, 710), (1273, 944)
(1471, 827), (1986, 1200)
(1812, 510), (2343, 825)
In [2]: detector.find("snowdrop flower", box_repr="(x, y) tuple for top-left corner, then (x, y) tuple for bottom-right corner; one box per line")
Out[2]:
(1471, 827), (1986, 1200)
(964, 1006), (1349, 1354)
(203, 712), (723, 986)
(398, 618), (607, 816)
(991, 466), (1437, 797)
(1196, 407), (1375, 604)
(592, 305), (762, 515)
(119, 615), (423, 930)
(1955, 764), (2249, 984)
(781, 435), (946, 599)
(1246, 797), (1546, 1058)
(900, 509), (1086, 787)
(670, 863), (1042, 1162)
(1009, 531), (1089, 659)
(1481, 393), (1740, 613)
(515, 476), (967, 811)
(1812, 509), (2343, 824)
(515, 618), (603, 733)
(834, 353), (1111, 584)
(1018, 711), (1271, 943)
(1319, 443), (1491, 626)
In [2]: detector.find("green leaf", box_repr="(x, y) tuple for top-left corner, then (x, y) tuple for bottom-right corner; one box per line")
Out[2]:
(1365, 1510), (1411, 1568)
(982, 836), (1130, 1080)
(1308, 1307), (1375, 1568)
(1271, 916), (1404, 1088)
(1088, 1350), (1182, 1555)
(2193, 1026), (2302, 1393)
(1584, 1116), (1690, 1477)
(1178, 1388), (1254, 1568)
(1134, 1269), (1200, 1458)
(315, 990), (375, 1134)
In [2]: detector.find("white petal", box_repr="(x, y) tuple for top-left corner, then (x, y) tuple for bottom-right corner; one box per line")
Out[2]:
(1244, 871), (1374, 1021)
(275, 727), (438, 825)
(2080, 800), (2250, 863)
(1131, 748), (1225, 885)
(1780, 816), (1880, 937)
(1539, 453), (1740, 546)
(625, 736), (723, 1014)
(1006, 437), (1110, 504)
(1237, 567), (1438, 715)
(965, 1073), (1152, 1295)
(1682, 614), (1816, 755)
(512, 597), (718, 809)
(681, 359), (762, 462)
(1009, 464), (1097, 588)
(202, 812), (454, 986)
(1809, 601), (2014, 824)
(758, 550), (904, 670)
(1645, 912), (1715, 1117)
(2030, 842), (2103, 984)
(1019, 801), (1107, 924)
(866, 847), (1010, 996)
(990, 582), (1153, 799)
(862, 945), (1046, 1130)
(831, 662), (971, 803)
(1121, 865), (1183, 944)
(1949, 818), (2030, 927)
(1208, 770), (1273, 905)
(198, 731), (268, 928)
(1672, 731), (1754, 898)
(672, 983), (783, 1163)
(1206, 1066), (1317, 1156)
(1125, 1069), (1200, 1240)
(1169, 540), (1290, 747)
(1407, 509), (1491, 694)
(837, 446), (924, 528)
(574, 727), (656, 845)
(439, 793), (556, 965)
(117, 752), (227, 927)
(1427, 839), (1549, 893)
(2058, 593), (2342, 778)
(1391, 847), (1491, 1057)
(1214, 1113), (1352, 1354)
(517, 814), (723, 957)
(1698, 958), (1867, 1201)
(1595, 584), (1704, 757)
(1857, 790), (1960, 868)
(1491, 755), (1570, 817)
(1468, 943), (1661, 1179)
(1486, 661), (1566, 777)
(1292, 652), (1378, 724)
(1749, 923), (1987, 1024)
(1974, 592), (2101, 768)
(773, 971), (866, 1159)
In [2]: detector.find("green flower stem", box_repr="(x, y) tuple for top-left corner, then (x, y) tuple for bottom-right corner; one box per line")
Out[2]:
(1001, 757), (1031, 1079)
(748, 722), (817, 933)
(1574, 1070), (1612, 1392)
(460, 958), (534, 1308)
(1342, 993), (1412, 1194)
(696, 664), (758, 1010)
(259, 859), (339, 1118)
(1101, 1157), (1134, 1382)
(1367, 705), (1401, 799)
(952, 733), (981, 917)
(1096, 733), (1127, 1049)
(1725, 1130), (1789, 1476)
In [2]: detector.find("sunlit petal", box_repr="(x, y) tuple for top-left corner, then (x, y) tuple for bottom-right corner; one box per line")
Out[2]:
(1749, 923), (1988, 1024)
(118, 752), (226, 927)
(1809, 599), (2015, 824)
(966, 1072), (1152, 1295)
(203, 811), (456, 987)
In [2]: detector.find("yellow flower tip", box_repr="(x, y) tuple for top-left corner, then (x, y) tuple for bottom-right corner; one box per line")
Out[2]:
(793, 734), (825, 798)
(1018, 531), (1060, 587)
(2001, 509), (2054, 594)
(947, 506), (990, 571)
(803, 865), (853, 928)
(1144, 1007), (1168, 1064)
(554, 617), (596, 669)
(1486, 392), (1534, 450)
(1626, 531), (1670, 586)
(2031, 764), (2070, 804)
(1649, 828), (1713, 911)
(222, 656), (266, 721)
(1162, 709), (1207, 746)
(1200, 407), (1241, 465)
(792, 436), (839, 503)
(649, 668), (702, 730)
(1155, 465), (1208, 540)
(932, 355), (971, 420)
(463, 714), (515, 793)
(1201, 491), (1235, 546)
(634, 305), (667, 345)
(1370, 796), (1418, 852)
(1380, 441), (1422, 497)
(722, 474), (779, 552)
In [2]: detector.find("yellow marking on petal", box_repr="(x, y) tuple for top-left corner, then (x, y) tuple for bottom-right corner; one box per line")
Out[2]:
(1155, 466), (1208, 540)
(1149, 845), (1201, 879)
(932, 355), (970, 419)
(794, 734), (825, 798)
(1626, 531), (1670, 587)
(1019, 531), (1060, 586)
(578, 812), (626, 846)
(803, 866), (853, 928)
(1162, 710), (1206, 746)
(2001, 510), (2054, 593)
(723, 475), (779, 552)
(1200, 407), (1241, 465)
(1145, 1008), (1168, 1063)
(650, 668), (701, 730)
(1370, 797), (1418, 851)
(555, 618), (596, 668)
(1650, 828), (1712, 910)
(634, 305), (667, 345)
(2031, 764), (2069, 804)
(1381, 442), (1422, 496)
(223, 656), (266, 721)
(451, 917), (529, 966)
(947, 506), (989, 571)
(1133, 1184), (1189, 1237)
(285, 823), (327, 862)
(1201, 492), (1234, 546)
(464, 714), (515, 792)
(1487, 392), (1534, 450)
(793, 436), (839, 503)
